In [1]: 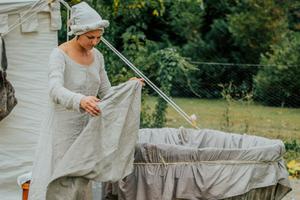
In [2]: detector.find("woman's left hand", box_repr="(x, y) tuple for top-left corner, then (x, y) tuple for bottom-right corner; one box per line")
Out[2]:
(129, 77), (145, 86)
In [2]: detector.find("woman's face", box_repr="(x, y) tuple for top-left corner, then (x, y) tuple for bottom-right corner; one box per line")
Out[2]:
(77, 29), (103, 50)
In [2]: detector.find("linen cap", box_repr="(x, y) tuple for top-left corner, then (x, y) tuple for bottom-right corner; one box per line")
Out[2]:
(68, 2), (109, 36)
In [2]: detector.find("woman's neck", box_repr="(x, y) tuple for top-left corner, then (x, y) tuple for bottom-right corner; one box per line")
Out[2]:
(69, 38), (90, 56)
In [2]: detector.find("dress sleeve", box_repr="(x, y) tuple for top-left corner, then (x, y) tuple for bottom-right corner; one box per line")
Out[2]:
(48, 48), (85, 112)
(97, 51), (111, 99)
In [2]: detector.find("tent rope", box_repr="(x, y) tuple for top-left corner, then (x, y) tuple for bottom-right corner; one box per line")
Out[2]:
(134, 160), (280, 165)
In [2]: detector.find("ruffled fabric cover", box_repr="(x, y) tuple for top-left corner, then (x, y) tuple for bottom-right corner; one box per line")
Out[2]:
(106, 128), (291, 200)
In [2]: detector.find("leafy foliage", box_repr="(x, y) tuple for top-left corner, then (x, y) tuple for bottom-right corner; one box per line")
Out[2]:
(228, 0), (289, 62)
(284, 140), (300, 177)
(141, 48), (196, 127)
(285, 140), (300, 153)
(287, 160), (300, 179)
(254, 33), (300, 107)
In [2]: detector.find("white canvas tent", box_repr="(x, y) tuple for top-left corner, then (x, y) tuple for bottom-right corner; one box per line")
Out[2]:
(0, 0), (61, 199)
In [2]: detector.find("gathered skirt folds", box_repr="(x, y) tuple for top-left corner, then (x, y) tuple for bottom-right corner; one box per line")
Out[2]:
(29, 81), (142, 200)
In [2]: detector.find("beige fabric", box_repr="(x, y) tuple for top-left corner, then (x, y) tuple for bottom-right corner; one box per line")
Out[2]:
(0, 12), (57, 200)
(46, 81), (141, 199)
(0, 1), (60, 199)
(49, 2), (62, 31)
(0, 0), (61, 33)
(106, 128), (291, 200)
(46, 177), (91, 200)
(29, 79), (142, 199)
(0, 14), (8, 33)
(68, 2), (109, 36)
(20, 11), (38, 32)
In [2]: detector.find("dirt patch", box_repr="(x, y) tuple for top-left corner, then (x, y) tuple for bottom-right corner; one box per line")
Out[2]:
(283, 180), (300, 200)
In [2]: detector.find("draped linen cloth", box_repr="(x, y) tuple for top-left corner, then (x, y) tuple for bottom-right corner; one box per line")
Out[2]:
(30, 80), (142, 200)
(47, 80), (142, 191)
(107, 128), (291, 200)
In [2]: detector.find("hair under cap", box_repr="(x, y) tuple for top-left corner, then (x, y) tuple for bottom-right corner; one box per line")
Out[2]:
(68, 2), (109, 36)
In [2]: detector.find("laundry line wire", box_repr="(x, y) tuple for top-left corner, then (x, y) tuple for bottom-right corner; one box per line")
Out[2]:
(188, 60), (300, 68)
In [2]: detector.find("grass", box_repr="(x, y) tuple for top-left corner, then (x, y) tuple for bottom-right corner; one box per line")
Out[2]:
(144, 96), (300, 141)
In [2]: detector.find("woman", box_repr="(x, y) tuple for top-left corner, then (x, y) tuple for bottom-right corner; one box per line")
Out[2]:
(29, 2), (142, 199)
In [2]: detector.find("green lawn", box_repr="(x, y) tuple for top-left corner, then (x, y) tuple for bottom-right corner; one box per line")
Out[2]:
(144, 97), (300, 141)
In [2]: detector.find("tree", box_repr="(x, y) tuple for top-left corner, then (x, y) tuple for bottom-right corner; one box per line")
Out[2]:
(228, 0), (289, 62)
(254, 32), (300, 107)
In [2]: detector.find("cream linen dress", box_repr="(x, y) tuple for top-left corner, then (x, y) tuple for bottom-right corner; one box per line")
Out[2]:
(29, 47), (111, 200)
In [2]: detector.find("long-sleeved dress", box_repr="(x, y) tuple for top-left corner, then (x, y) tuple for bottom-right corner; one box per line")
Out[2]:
(29, 47), (111, 199)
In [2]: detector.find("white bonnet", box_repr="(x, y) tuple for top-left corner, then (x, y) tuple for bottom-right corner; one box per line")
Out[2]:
(68, 2), (109, 36)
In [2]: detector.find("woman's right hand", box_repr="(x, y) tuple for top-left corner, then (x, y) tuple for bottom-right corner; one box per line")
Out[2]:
(80, 96), (101, 116)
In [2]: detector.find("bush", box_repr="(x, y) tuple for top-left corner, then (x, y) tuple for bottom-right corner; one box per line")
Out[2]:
(254, 32), (300, 107)
(144, 48), (196, 127)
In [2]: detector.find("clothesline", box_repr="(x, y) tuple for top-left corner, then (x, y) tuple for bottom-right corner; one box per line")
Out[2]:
(188, 60), (300, 67)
